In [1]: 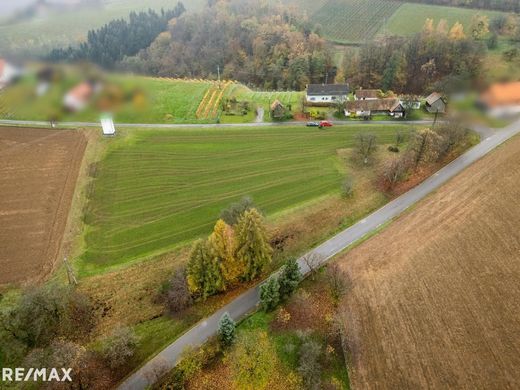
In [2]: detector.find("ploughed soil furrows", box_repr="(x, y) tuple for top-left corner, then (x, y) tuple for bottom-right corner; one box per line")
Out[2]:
(0, 127), (86, 284)
(339, 135), (520, 389)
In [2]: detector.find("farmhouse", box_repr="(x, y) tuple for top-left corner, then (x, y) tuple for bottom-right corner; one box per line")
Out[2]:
(479, 82), (520, 117)
(306, 83), (349, 105)
(354, 89), (381, 100)
(345, 98), (405, 118)
(0, 59), (21, 90)
(425, 92), (446, 113)
(63, 82), (94, 112)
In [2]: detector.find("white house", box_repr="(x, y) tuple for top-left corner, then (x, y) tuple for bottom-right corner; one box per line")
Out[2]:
(345, 98), (406, 118)
(0, 59), (21, 90)
(306, 84), (349, 105)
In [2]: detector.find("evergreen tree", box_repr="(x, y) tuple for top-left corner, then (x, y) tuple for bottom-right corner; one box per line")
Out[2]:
(278, 258), (301, 301)
(208, 219), (243, 286)
(260, 275), (280, 312)
(186, 239), (224, 300)
(235, 208), (273, 281)
(217, 312), (236, 347)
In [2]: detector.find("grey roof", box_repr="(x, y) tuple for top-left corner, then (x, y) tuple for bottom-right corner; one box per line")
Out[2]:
(307, 84), (349, 96)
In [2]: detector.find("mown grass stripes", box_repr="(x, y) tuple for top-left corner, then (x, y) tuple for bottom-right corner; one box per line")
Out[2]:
(81, 125), (407, 274)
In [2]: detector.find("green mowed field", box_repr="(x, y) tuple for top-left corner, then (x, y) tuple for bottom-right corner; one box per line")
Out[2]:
(0, 74), (212, 124)
(80, 125), (403, 275)
(0, 0), (207, 55)
(386, 3), (504, 36)
(311, 0), (402, 44)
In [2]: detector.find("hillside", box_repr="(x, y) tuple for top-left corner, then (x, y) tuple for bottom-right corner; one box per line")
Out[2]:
(338, 134), (520, 389)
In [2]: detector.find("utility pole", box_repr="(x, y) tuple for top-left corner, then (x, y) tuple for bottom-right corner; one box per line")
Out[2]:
(64, 257), (78, 286)
(325, 71), (328, 85)
(217, 65), (221, 89)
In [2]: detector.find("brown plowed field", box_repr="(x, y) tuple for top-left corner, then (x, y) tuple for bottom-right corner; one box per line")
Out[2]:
(0, 127), (86, 285)
(339, 135), (520, 389)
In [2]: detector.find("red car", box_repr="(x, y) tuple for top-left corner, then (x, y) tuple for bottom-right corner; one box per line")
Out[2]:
(319, 120), (333, 127)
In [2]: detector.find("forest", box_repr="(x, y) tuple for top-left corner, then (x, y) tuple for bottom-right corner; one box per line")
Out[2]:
(47, 3), (186, 68)
(120, 0), (335, 90)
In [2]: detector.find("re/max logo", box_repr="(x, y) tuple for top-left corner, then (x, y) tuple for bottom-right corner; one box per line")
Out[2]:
(2, 368), (72, 382)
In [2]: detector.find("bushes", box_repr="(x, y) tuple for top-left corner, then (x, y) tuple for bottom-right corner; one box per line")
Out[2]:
(1, 284), (95, 348)
(165, 267), (193, 314)
(100, 326), (139, 370)
(297, 338), (322, 390)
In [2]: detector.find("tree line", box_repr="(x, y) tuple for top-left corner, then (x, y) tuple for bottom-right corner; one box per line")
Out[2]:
(120, 0), (335, 90)
(47, 3), (186, 68)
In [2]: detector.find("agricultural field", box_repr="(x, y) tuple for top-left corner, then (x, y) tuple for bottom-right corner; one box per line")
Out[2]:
(386, 3), (505, 36)
(0, 0), (207, 55)
(80, 125), (402, 275)
(196, 81), (235, 121)
(311, 0), (402, 44)
(0, 72), (214, 124)
(0, 127), (86, 285)
(337, 134), (520, 388)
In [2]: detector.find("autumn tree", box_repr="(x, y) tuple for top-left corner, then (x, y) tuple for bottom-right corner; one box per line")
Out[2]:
(471, 14), (490, 39)
(326, 263), (351, 306)
(235, 208), (273, 281)
(209, 219), (243, 287)
(186, 239), (224, 299)
(231, 331), (276, 390)
(356, 133), (378, 165)
(422, 18), (435, 36)
(381, 154), (412, 189)
(408, 129), (442, 169)
(101, 326), (139, 370)
(449, 22), (466, 40)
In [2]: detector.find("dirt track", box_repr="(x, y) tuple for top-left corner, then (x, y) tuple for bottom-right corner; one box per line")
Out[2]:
(0, 127), (86, 285)
(339, 135), (520, 389)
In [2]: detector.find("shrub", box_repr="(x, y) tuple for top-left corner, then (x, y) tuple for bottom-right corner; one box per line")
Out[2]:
(217, 312), (236, 347)
(1, 284), (95, 348)
(260, 275), (280, 312)
(165, 267), (193, 313)
(388, 145), (400, 153)
(220, 196), (256, 225)
(101, 326), (139, 370)
(297, 339), (322, 390)
(341, 176), (354, 198)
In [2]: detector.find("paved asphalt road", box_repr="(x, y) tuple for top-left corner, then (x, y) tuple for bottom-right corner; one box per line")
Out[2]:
(0, 119), (437, 128)
(115, 119), (518, 389)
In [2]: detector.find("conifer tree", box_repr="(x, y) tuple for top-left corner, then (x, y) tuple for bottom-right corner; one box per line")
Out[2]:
(278, 258), (301, 301)
(208, 219), (243, 286)
(186, 239), (224, 300)
(260, 275), (280, 312)
(217, 312), (236, 347)
(235, 208), (273, 281)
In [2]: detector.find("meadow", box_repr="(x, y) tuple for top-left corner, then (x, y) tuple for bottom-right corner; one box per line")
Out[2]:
(386, 3), (505, 36)
(0, 73), (214, 124)
(0, 0), (207, 55)
(80, 125), (403, 275)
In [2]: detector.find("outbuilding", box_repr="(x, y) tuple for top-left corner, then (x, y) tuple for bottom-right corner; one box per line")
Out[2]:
(425, 92), (447, 113)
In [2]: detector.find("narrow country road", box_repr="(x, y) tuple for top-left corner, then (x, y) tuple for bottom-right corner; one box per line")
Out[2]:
(118, 118), (520, 390)
(0, 118), (436, 128)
